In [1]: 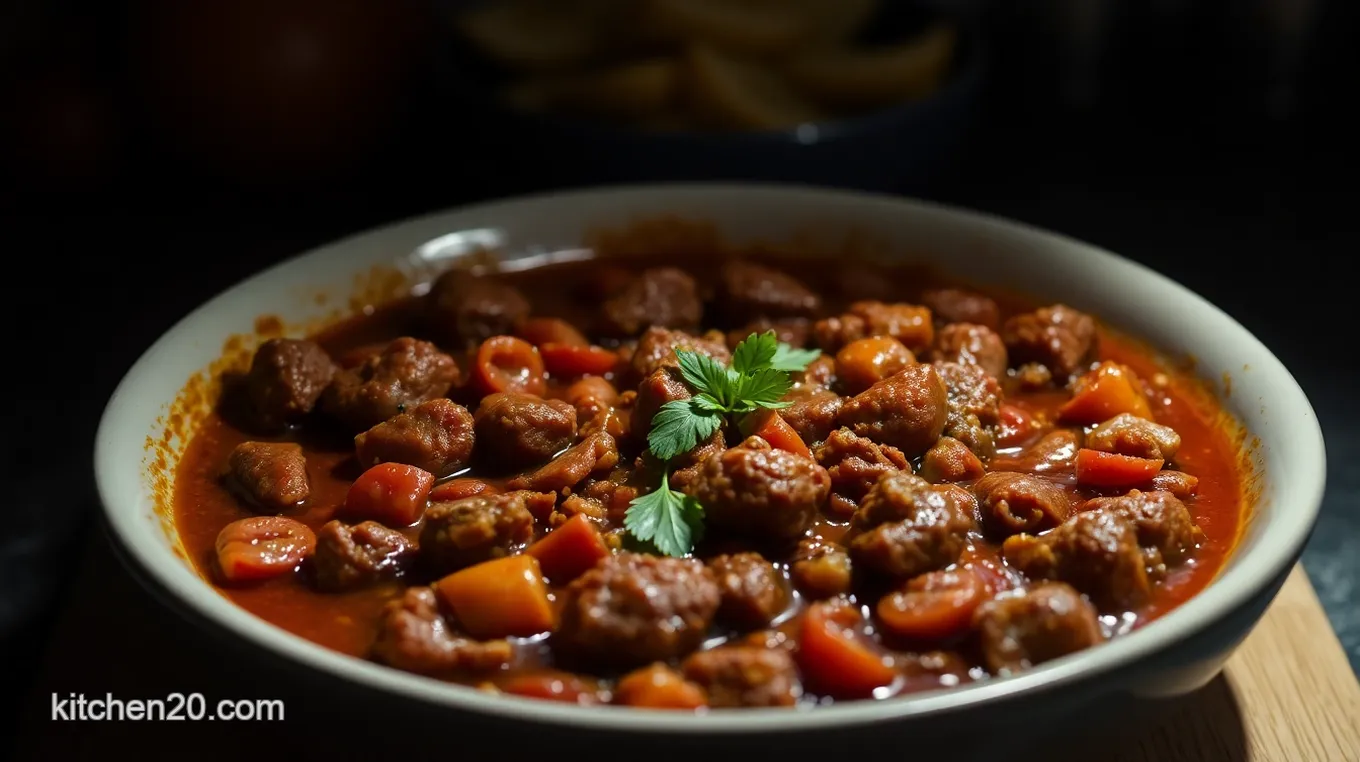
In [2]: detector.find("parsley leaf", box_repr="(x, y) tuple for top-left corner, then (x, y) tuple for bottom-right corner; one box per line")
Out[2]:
(647, 398), (724, 461)
(676, 351), (732, 405)
(623, 471), (704, 558)
(734, 367), (793, 409)
(770, 343), (821, 372)
(731, 331), (779, 375)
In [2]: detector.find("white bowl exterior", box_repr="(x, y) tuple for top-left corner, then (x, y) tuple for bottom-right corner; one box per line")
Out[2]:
(94, 184), (1325, 733)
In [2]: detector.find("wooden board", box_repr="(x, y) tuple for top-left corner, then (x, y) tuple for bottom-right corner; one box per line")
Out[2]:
(11, 534), (1360, 761)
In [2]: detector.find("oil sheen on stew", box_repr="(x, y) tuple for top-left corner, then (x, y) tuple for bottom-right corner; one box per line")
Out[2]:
(173, 255), (1243, 709)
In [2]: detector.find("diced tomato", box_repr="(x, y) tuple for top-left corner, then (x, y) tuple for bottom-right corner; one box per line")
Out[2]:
(997, 403), (1042, 447)
(526, 514), (610, 583)
(797, 602), (897, 699)
(1059, 361), (1152, 425)
(341, 462), (435, 527)
(214, 516), (315, 583)
(1075, 448), (1164, 487)
(539, 343), (619, 377)
(876, 568), (986, 641)
(435, 554), (554, 639)
(516, 317), (589, 348)
(742, 409), (813, 460)
(473, 335), (546, 396)
(429, 478), (497, 502)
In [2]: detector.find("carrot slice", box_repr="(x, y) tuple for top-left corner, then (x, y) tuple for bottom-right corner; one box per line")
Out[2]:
(526, 514), (610, 583)
(1058, 361), (1152, 425)
(473, 335), (547, 396)
(743, 408), (813, 460)
(539, 343), (619, 377)
(500, 673), (601, 704)
(341, 462), (435, 527)
(214, 516), (315, 583)
(429, 478), (498, 502)
(1075, 448), (1164, 487)
(516, 317), (589, 348)
(877, 568), (985, 641)
(615, 664), (708, 710)
(797, 602), (897, 699)
(435, 554), (554, 639)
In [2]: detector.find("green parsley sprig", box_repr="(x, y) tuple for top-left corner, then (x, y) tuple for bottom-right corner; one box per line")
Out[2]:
(624, 330), (820, 557)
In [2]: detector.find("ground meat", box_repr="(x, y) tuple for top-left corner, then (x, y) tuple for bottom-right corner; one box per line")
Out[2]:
(814, 427), (911, 516)
(667, 429), (728, 491)
(707, 552), (790, 630)
(600, 267), (703, 337)
(508, 430), (619, 492)
(419, 492), (543, 573)
(920, 436), (985, 482)
(311, 520), (415, 592)
(681, 647), (801, 707)
(426, 269), (531, 347)
(631, 367), (690, 442)
(716, 260), (822, 322)
(473, 392), (577, 469)
(551, 494), (610, 529)
(790, 540), (852, 600)
(628, 326), (731, 381)
(244, 338), (336, 430)
(556, 552), (721, 668)
(845, 472), (976, 580)
(974, 583), (1104, 675)
(1014, 362), (1054, 390)
(919, 288), (1001, 330)
(321, 337), (460, 431)
(836, 364), (949, 457)
(931, 323), (1008, 380)
(1147, 470), (1199, 498)
(682, 437), (831, 542)
(371, 587), (513, 674)
(354, 398), (475, 477)
(974, 472), (1073, 536)
(1086, 413), (1182, 461)
(1002, 304), (1097, 379)
(727, 318), (810, 351)
(1081, 490), (1203, 573)
(778, 391), (843, 447)
(813, 301), (934, 352)
(990, 429), (1081, 475)
(1002, 510), (1151, 611)
(933, 360), (1003, 459)
(226, 441), (309, 511)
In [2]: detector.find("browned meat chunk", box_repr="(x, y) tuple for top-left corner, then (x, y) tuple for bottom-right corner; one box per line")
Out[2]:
(1148, 470), (1199, 498)
(1002, 510), (1151, 611)
(426, 270), (530, 347)
(931, 323), (1008, 380)
(707, 552), (790, 630)
(974, 583), (1104, 675)
(244, 338), (336, 430)
(632, 367), (690, 442)
(667, 429), (728, 491)
(371, 587), (513, 674)
(716, 260), (821, 321)
(311, 520), (415, 592)
(419, 491), (544, 573)
(790, 540), (852, 600)
(990, 429), (1081, 475)
(789, 354), (836, 391)
(814, 427), (911, 516)
(557, 552), (721, 668)
(682, 437), (831, 542)
(681, 646), (801, 707)
(778, 391), (843, 447)
(727, 318), (810, 350)
(836, 364), (948, 457)
(473, 392), (576, 469)
(934, 360), (1002, 459)
(600, 267), (703, 337)
(1081, 490), (1203, 573)
(845, 472), (976, 580)
(629, 326), (731, 381)
(813, 300), (934, 352)
(1002, 304), (1097, 379)
(321, 337), (460, 431)
(354, 398), (475, 477)
(974, 472), (1073, 536)
(226, 441), (309, 511)
(920, 436), (984, 482)
(508, 430), (619, 492)
(919, 288), (1001, 330)
(1086, 414), (1182, 461)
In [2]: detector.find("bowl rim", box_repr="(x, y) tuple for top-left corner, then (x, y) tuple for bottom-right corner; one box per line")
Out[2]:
(94, 182), (1326, 734)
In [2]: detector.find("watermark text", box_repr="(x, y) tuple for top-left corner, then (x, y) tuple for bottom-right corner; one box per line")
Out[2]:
(51, 693), (284, 721)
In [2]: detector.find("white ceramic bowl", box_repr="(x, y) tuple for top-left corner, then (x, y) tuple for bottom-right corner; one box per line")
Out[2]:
(94, 184), (1325, 744)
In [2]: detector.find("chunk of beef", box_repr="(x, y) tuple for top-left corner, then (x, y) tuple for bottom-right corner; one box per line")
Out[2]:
(473, 392), (577, 469)
(844, 472), (976, 580)
(682, 437), (831, 542)
(244, 338), (336, 430)
(321, 337), (460, 431)
(1087, 413), (1182, 461)
(920, 436), (985, 482)
(836, 364), (948, 457)
(777, 390), (843, 447)
(919, 288), (1001, 330)
(667, 429), (727, 491)
(556, 552), (721, 668)
(681, 647), (801, 707)
(790, 539), (852, 600)
(226, 441), (309, 511)
(707, 552), (790, 630)
(727, 318), (810, 351)
(426, 269), (530, 347)
(632, 366), (690, 442)
(1148, 470), (1199, 499)
(419, 491), (544, 573)
(507, 430), (619, 492)
(934, 360), (1002, 459)
(312, 520), (415, 592)
(371, 587), (513, 674)
(990, 429), (1081, 475)
(931, 323), (1008, 380)
(354, 398), (475, 477)
(629, 326), (731, 381)
(717, 260), (821, 321)
(600, 267), (703, 337)
(974, 583), (1104, 675)
(1002, 510), (1151, 610)
(1002, 304), (1097, 379)
(813, 300), (934, 352)
(1081, 490), (1203, 573)
(814, 427), (911, 517)
(974, 472), (1073, 536)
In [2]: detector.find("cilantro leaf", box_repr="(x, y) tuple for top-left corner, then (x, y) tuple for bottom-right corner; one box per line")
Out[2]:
(735, 367), (792, 407)
(623, 472), (704, 557)
(676, 350), (732, 404)
(770, 343), (821, 372)
(731, 331), (779, 375)
(647, 398), (723, 461)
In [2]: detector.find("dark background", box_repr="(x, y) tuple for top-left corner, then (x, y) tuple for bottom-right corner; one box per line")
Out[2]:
(3, 0), (1357, 751)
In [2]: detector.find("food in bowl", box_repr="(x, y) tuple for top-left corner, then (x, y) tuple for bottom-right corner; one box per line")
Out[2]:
(449, 0), (958, 130)
(171, 233), (1245, 710)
